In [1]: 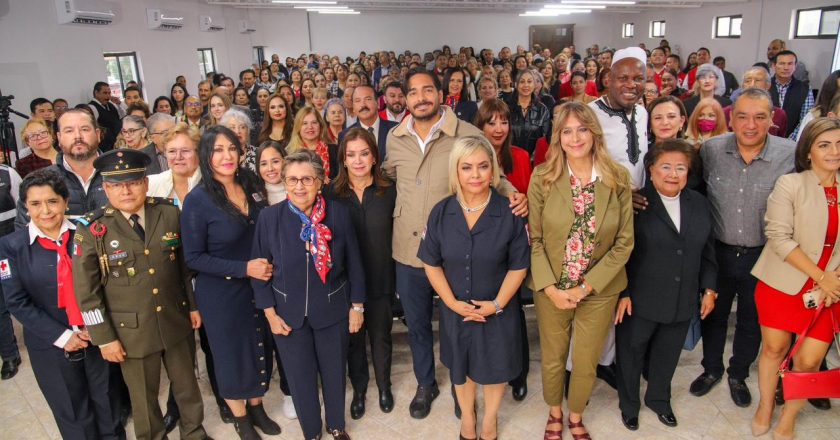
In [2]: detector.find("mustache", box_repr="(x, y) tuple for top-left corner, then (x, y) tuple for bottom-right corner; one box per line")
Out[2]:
(412, 101), (434, 108)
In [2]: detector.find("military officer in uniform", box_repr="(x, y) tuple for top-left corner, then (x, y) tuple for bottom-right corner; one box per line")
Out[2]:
(72, 149), (211, 440)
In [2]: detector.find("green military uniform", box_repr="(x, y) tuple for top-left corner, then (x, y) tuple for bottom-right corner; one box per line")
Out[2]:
(72, 149), (208, 440)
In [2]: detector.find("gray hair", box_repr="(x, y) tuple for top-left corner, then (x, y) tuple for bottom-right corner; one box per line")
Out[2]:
(121, 114), (146, 129)
(281, 149), (326, 181)
(735, 88), (774, 114)
(219, 107), (254, 131)
(147, 112), (176, 133)
(695, 63), (726, 96)
(743, 66), (770, 82)
(324, 98), (345, 116)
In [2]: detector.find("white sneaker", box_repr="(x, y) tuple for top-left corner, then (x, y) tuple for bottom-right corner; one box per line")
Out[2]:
(283, 394), (297, 420)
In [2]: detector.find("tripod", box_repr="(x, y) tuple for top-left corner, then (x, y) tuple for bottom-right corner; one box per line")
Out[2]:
(0, 93), (29, 166)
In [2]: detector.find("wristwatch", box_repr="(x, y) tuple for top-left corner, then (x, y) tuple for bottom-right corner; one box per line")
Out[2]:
(580, 281), (589, 293)
(351, 305), (365, 313)
(492, 299), (503, 315)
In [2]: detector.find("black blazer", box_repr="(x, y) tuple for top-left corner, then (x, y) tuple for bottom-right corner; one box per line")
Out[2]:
(338, 118), (398, 158)
(452, 101), (478, 124)
(0, 229), (76, 351)
(251, 198), (366, 330)
(624, 185), (717, 324)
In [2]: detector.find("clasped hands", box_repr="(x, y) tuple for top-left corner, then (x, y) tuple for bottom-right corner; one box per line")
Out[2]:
(447, 299), (497, 322)
(545, 284), (588, 311)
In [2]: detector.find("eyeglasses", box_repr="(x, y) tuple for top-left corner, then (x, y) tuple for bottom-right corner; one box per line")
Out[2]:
(284, 176), (320, 187)
(165, 149), (195, 158)
(104, 180), (145, 190)
(151, 129), (171, 137)
(120, 128), (143, 136)
(26, 131), (50, 141)
(185, 102), (202, 107)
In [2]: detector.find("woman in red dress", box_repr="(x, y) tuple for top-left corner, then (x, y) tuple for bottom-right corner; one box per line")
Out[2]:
(751, 118), (840, 440)
(473, 99), (532, 193)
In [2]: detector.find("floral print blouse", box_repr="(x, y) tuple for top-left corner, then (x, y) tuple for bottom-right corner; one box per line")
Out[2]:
(557, 172), (597, 289)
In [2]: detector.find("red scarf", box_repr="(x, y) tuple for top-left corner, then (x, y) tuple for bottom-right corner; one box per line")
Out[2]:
(37, 230), (84, 326)
(289, 195), (333, 283)
(446, 95), (460, 109)
(313, 141), (331, 178)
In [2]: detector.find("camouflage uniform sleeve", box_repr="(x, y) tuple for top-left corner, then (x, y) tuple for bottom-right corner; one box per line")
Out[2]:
(71, 222), (118, 346)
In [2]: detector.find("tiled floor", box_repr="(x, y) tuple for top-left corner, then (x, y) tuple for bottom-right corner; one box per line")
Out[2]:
(1, 307), (838, 439)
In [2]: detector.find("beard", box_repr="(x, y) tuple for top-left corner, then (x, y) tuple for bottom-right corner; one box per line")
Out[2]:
(410, 101), (440, 121)
(387, 103), (405, 114)
(64, 141), (97, 161)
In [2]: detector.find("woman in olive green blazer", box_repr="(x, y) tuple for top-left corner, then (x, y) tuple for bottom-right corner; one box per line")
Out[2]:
(528, 102), (634, 440)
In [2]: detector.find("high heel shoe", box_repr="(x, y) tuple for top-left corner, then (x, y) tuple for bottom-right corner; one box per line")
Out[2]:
(751, 420), (770, 437)
(771, 430), (793, 440)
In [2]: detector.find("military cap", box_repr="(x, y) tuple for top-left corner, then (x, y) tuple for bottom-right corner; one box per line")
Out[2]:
(93, 149), (151, 183)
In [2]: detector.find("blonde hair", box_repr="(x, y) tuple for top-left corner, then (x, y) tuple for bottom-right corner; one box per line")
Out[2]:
(312, 87), (328, 100)
(686, 98), (727, 141)
(161, 122), (201, 150)
(448, 135), (501, 202)
(535, 101), (629, 190)
(208, 91), (232, 125)
(20, 118), (53, 147)
(286, 106), (330, 154)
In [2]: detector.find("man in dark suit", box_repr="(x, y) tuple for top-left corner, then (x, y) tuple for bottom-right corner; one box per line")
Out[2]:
(143, 113), (176, 175)
(339, 85), (398, 158)
(73, 149), (210, 440)
(88, 82), (122, 152)
(240, 68), (259, 110)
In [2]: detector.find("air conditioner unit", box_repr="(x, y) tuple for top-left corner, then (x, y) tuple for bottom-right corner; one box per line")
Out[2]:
(199, 15), (225, 32)
(147, 8), (185, 31)
(238, 19), (256, 34)
(55, 0), (116, 25)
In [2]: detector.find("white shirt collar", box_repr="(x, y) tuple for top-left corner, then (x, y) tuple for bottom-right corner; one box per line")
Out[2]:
(567, 160), (600, 184)
(405, 109), (447, 152)
(28, 219), (76, 245)
(359, 117), (380, 133)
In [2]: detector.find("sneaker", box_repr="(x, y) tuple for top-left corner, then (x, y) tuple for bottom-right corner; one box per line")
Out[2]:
(283, 395), (297, 420)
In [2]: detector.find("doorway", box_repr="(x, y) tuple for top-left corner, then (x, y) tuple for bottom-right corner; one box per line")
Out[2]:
(529, 24), (574, 58)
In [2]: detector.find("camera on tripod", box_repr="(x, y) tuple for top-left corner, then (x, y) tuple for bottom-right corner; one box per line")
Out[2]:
(0, 94), (14, 115)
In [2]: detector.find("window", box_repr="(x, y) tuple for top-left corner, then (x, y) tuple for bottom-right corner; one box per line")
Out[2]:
(198, 48), (216, 77)
(622, 23), (634, 39)
(794, 6), (840, 39)
(103, 52), (141, 100)
(650, 20), (666, 38)
(715, 15), (742, 38)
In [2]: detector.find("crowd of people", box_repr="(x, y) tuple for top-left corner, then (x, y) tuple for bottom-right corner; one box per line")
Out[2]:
(0, 36), (839, 440)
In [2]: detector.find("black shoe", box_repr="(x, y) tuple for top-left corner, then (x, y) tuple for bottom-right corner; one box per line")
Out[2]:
(219, 402), (235, 424)
(596, 363), (618, 390)
(163, 412), (179, 434)
(621, 413), (639, 431)
(350, 391), (366, 420)
(689, 372), (721, 397)
(247, 402), (281, 435)
(728, 378), (751, 408)
(0, 357), (21, 380)
(657, 412), (678, 427)
(510, 379), (528, 401)
(809, 398), (832, 410)
(775, 380), (785, 406)
(379, 388), (394, 413)
(452, 384), (461, 419)
(409, 384), (440, 419)
(329, 429), (351, 440)
(233, 415), (262, 440)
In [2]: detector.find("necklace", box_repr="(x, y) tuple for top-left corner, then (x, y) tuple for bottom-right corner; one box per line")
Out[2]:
(459, 192), (491, 213)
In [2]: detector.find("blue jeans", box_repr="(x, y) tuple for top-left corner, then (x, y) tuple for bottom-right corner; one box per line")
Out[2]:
(396, 262), (437, 387)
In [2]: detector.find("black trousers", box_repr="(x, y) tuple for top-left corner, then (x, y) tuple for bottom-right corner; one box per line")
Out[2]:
(275, 318), (348, 439)
(0, 283), (19, 361)
(29, 346), (123, 440)
(616, 314), (690, 416)
(700, 243), (762, 380)
(509, 303), (530, 387)
(348, 295), (393, 392)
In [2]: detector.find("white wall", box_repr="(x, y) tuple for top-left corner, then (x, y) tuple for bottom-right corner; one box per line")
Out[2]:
(611, 0), (839, 88)
(0, 0), (257, 129)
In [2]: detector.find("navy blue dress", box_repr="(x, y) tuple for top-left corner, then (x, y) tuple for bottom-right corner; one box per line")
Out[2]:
(181, 185), (269, 399)
(417, 190), (530, 385)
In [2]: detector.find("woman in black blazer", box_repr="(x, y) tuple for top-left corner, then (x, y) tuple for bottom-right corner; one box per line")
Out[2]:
(442, 68), (478, 123)
(614, 139), (718, 431)
(251, 149), (366, 440)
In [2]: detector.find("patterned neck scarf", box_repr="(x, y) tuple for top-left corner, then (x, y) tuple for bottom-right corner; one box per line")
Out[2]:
(37, 231), (84, 326)
(288, 194), (333, 283)
(446, 95), (460, 109)
(312, 141), (331, 178)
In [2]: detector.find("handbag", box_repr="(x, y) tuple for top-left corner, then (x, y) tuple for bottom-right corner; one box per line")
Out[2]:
(683, 311), (702, 351)
(779, 304), (840, 400)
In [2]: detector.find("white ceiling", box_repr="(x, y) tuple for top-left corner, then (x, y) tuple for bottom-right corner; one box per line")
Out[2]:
(205, 0), (749, 14)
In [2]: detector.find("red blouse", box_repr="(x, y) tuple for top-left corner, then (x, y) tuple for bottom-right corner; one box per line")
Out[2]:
(506, 146), (532, 194)
(558, 80), (599, 99)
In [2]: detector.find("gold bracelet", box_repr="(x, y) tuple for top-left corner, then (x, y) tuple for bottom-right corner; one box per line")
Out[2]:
(818, 272), (826, 283)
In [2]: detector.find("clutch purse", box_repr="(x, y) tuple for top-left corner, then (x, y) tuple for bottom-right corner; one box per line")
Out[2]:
(779, 304), (840, 400)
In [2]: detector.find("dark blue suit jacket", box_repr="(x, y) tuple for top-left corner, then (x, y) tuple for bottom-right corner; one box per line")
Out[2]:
(338, 118), (398, 159)
(0, 229), (75, 351)
(251, 198), (366, 330)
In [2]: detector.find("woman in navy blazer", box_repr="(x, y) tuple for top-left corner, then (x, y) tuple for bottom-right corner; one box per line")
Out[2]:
(0, 169), (122, 440)
(442, 68), (478, 123)
(252, 149), (365, 440)
(614, 139), (718, 431)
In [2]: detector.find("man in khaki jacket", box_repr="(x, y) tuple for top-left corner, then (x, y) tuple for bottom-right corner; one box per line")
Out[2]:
(382, 70), (526, 419)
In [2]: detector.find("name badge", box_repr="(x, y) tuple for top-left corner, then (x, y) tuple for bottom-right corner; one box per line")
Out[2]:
(108, 250), (128, 261)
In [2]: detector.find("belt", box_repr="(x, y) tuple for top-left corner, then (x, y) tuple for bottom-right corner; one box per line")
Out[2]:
(716, 241), (763, 255)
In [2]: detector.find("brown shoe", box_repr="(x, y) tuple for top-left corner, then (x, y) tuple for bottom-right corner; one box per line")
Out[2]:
(544, 413), (563, 440)
(568, 419), (592, 440)
(330, 429), (351, 440)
